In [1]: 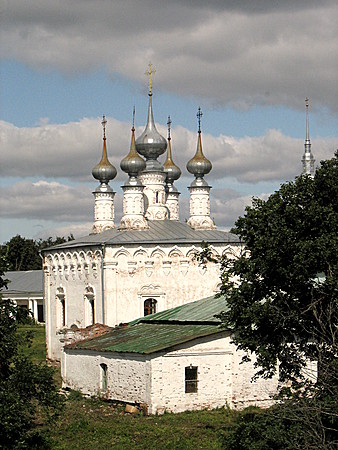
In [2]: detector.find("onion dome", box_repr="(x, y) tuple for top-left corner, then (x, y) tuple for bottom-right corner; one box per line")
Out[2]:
(135, 63), (167, 161)
(120, 108), (146, 177)
(186, 107), (212, 178)
(163, 116), (181, 183)
(92, 116), (117, 183)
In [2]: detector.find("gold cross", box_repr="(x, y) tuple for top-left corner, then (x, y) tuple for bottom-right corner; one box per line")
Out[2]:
(145, 62), (156, 94)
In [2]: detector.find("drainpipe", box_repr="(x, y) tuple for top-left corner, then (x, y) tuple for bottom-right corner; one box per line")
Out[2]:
(101, 244), (106, 324)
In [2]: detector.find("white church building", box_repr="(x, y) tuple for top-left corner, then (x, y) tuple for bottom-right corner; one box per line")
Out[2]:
(42, 70), (315, 412)
(42, 71), (243, 361)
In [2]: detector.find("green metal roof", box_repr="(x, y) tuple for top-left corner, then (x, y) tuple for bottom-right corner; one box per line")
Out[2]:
(134, 295), (228, 324)
(66, 295), (230, 355)
(67, 322), (224, 354)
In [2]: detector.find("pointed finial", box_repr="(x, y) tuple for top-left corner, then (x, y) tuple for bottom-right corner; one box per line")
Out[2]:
(102, 115), (107, 140)
(145, 62), (156, 95)
(197, 107), (203, 133)
(167, 115), (172, 140)
(132, 106), (135, 130)
(305, 97), (309, 141)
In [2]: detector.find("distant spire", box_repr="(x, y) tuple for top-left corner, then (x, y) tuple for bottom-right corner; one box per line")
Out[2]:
(302, 98), (315, 177)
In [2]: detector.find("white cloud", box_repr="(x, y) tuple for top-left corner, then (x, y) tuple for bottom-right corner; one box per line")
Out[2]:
(1, 0), (337, 112)
(0, 119), (335, 184)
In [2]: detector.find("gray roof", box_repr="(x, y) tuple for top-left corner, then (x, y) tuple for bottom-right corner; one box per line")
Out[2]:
(43, 220), (240, 251)
(67, 294), (230, 355)
(2, 270), (43, 295)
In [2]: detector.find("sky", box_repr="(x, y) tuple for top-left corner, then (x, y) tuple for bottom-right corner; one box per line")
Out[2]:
(0, 0), (337, 243)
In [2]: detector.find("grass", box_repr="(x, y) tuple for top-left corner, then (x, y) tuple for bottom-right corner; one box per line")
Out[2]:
(20, 323), (238, 449)
(17, 323), (46, 363)
(48, 397), (235, 449)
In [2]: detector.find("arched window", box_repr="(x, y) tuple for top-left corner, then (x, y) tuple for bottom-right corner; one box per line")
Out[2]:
(84, 286), (95, 326)
(100, 363), (108, 392)
(144, 298), (157, 316)
(56, 287), (66, 328)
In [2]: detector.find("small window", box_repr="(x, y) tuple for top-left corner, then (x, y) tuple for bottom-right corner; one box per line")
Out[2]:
(144, 298), (157, 316)
(185, 366), (198, 393)
(100, 363), (108, 391)
(56, 287), (66, 327)
(37, 304), (44, 323)
(60, 299), (65, 326)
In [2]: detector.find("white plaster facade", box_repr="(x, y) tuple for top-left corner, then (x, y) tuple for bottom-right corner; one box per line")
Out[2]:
(62, 332), (279, 414)
(44, 238), (240, 360)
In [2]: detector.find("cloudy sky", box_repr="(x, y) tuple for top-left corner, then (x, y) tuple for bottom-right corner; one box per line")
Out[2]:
(1, 0), (337, 243)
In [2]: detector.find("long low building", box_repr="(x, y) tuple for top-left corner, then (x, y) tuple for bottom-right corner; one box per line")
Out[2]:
(2, 270), (44, 322)
(62, 295), (279, 414)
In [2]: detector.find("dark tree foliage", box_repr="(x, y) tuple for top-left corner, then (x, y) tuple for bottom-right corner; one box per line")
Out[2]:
(206, 152), (338, 449)
(215, 152), (337, 383)
(0, 234), (74, 271)
(0, 298), (63, 449)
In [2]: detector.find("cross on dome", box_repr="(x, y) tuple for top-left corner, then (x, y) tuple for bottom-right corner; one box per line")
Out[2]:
(145, 62), (156, 95)
(197, 107), (203, 132)
(101, 115), (107, 140)
(167, 115), (172, 140)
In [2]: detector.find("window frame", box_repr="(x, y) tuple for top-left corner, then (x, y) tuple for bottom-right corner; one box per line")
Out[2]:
(185, 366), (198, 393)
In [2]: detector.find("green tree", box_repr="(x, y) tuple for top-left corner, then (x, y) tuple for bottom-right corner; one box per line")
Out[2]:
(217, 153), (337, 382)
(0, 297), (63, 448)
(212, 152), (338, 448)
(0, 234), (74, 271)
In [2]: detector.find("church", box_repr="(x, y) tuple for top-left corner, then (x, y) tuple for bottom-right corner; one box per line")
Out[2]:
(42, 67), (242, 361)
(41, 68), (316, 413)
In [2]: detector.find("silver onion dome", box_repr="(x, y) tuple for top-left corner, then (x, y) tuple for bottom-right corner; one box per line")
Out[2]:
(186, 107), (212, 178)
(92, 116), (117, 183)
(163, 116), (181, 183)
(135, 93), (167, 161)
(121, 111), (146, 177)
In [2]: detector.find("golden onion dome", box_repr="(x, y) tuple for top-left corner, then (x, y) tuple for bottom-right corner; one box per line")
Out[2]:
(186, 107), (212, 177)
(163, 116), (181, 182)
(92, 116), (117, 183)
(121, 110), (146, 177)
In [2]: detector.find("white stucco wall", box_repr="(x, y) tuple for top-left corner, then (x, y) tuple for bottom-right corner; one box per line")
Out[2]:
(45, 241), (240, 360)
(62, 331), (280, 415)
(149, 333), (233, 414)
(62, 349), (151, 406)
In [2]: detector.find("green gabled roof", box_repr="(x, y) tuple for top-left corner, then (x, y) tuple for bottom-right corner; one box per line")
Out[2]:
(66, 295), (230, 355)
(67, 322), (224, 354)
(133, 295), (228, 324)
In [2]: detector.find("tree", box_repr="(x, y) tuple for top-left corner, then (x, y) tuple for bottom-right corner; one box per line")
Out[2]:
(216, 152), (337, 383)
(0, 265), (63, 447)
(0, 234), (74, 271)
(204, 153), (338, 448)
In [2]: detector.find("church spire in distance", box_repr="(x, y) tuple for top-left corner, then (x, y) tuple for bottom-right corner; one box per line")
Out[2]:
(302, 98), (315, 177)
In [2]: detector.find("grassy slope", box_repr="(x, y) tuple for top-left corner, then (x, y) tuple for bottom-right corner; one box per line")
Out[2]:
(20, 324), (236, 449)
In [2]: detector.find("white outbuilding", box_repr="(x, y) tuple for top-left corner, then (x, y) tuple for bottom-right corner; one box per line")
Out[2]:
(62, 295), (279, 414)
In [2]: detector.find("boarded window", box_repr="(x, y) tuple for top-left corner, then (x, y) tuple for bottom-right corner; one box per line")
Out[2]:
(144, 298), (157, 316)
(185, 366), (198, 393)
(100, 363), (108, 391)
